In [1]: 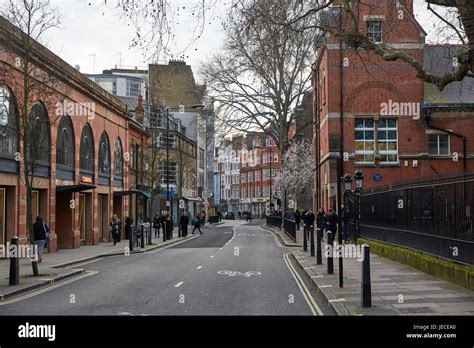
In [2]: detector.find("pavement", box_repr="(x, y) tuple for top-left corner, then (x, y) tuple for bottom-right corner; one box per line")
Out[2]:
(263, 224), (474, 316)
(0, 228), (196, 300)
(0, 220), (327, 315)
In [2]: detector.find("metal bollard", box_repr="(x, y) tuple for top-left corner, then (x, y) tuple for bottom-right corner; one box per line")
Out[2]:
(303, 225), (308, 252)
(129, 226), (134, 252)
(361, 244), (372, 308)
(327, 231), (334, 274)
(316, 228), (322, 264)
(9, 237), (20, 285)
(163, 223), (166, 242)
(140, 225), (145, 249)
(310, 225), (315, 257)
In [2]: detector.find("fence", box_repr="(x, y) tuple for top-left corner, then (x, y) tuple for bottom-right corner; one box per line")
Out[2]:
(284, 218), (296, 242)
(358, 173), (474, 265)
(266, 216), (281, 229)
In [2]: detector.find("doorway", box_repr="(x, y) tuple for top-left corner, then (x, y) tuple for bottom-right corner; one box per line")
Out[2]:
(0, 188), (5, 245)
(98, 194), (109, 242)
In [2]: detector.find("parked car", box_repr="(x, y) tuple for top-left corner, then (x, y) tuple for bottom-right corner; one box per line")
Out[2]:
(224, 212), (235, 220)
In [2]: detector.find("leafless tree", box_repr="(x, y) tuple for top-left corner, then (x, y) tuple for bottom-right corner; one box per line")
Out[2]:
(201, 0), (320, 157)
(0, 0), (62, 275)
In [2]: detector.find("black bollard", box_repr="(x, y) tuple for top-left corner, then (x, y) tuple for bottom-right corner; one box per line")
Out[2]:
(327, 231), (334, 274)
(361, 244), (372, 308)
(163, 223), (166, 242)
(129, 226), (134, 252)
(140, 225), (145, 249)
(310, 225), (315, 257)
(303, 225), (308, 252)
(147, 225), (152, 245)
(9, 237), (20, 285)
(316, 228), (322, 264)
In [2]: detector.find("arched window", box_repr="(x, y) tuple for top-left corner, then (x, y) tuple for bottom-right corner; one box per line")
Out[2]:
(98, 132), (110, 176)
(0, 86), (18, 163)
(80, 124), (94, 173)
(56, 116), (74, 168)
(25, 102), (50, 177)
(114, 138), (123, 179)
(113, 138), (123, 188)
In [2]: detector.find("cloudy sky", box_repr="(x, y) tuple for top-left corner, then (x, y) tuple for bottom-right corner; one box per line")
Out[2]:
(41, 0), (442, 80)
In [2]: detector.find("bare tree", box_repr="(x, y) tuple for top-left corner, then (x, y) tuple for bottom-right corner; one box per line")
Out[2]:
(201, 0), (320, 159)
(276, 0), (473, 91)
(0, 0), (62, 274)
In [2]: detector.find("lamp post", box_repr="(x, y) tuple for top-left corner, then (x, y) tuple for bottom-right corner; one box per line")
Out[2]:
(354, 170), (364, 244)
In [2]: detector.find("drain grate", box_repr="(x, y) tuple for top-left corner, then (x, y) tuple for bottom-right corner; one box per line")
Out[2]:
(399, 307), (434, 314)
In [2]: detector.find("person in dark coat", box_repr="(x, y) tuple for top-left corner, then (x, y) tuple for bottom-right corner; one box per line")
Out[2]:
(192, 215), (203, 235)
(325, 208), (339, 245)
(294, 210), (301, 231)
(110, 215), (121, 246)
(180, 213), (190, 237)
(153, 213), (161, 238)
(33, 215), (49, 263)
(316, 208), (326, 241)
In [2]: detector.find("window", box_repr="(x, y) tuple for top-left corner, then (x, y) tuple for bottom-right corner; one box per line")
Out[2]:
(26, 103), (50, 165)
(158, 161), (178, 186)
(199, 148), (205, 169)
(429, 134), (450, 156)
(378, 118), (398, 163)
(98, 132), (111, 176)
(126, 81), (140, 97)
(355, 118), (375, 164)
(112, 81), (117, 95)
(114, 138), (123, 178)
(274, 153), (278, 162)
(367, 21), (382, 43)
(80, 124), (94, 173)
(56, 116), (74, 168)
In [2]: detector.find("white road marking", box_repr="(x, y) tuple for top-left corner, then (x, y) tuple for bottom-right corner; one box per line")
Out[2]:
(329, 298), (346, 303)
(174, 282), (184, 288)
(283, 253), (323, 316)
(217, 270), (261, 278)
(210, 255), (215, 258)
(197, 266), (203, 270)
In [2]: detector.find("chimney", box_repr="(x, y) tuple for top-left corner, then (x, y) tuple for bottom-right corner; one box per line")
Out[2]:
(136, 95), (144, 125)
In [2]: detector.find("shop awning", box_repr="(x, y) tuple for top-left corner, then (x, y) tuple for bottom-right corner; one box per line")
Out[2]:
(183, 197), (202, 202)
(56, 184), (96, 193)
(113, 189), (152, 199)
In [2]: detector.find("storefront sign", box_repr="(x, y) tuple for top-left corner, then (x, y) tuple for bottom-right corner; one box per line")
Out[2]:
(81, 176), (93, 184)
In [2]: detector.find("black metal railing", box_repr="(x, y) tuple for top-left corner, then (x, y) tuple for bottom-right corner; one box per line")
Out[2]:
(284, 218), (296, 242)
(356, 173), (474, 265)
(266, 216), (281, 229)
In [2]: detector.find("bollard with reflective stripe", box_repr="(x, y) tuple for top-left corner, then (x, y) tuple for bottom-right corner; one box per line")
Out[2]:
(316, 228), (322, 264)
(310, 225), (315, 257)
(303, 225), (308, 251)
(361, 244), (372, 308)
(9, 237), (20, 285)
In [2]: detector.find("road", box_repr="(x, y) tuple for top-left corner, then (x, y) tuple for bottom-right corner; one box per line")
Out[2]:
(0, 220), (330, 315)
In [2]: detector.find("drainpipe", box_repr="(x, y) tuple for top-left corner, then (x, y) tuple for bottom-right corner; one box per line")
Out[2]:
(424, 110), (467, 172)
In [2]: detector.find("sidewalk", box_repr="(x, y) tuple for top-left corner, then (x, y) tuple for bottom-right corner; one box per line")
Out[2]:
(0, 229), (198, 300)
(264, 224), (474, 316)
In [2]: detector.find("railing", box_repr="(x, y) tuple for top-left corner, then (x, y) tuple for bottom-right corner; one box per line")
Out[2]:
(266, 216), (281, 229)
(284, 218), (296, 242)
(356, 173), (474, 265)
(208, 216), (219, 224)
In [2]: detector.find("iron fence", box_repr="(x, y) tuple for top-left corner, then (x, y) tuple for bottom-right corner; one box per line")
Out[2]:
(284, 218), (296, 242)
(357, 174), (474, 265)
(266, 216), (282, 229)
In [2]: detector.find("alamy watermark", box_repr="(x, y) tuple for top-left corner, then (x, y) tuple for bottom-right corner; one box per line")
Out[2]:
(55, 100), (96, 120)
(0, 242), (37, 259)
(325, 242), (364, 261)
(380, 99), (421, 120)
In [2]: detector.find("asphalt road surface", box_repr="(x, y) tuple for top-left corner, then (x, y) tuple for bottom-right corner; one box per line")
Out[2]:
(0, 220), (330, 316)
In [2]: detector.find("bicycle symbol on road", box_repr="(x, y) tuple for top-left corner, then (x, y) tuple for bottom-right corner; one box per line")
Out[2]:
(217, 270), (262, 278)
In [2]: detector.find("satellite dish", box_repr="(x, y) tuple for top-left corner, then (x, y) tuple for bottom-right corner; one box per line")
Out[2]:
(74, 64), (81, 71)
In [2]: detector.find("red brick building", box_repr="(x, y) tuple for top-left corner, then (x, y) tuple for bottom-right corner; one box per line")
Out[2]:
(312, 0), (474, 212)
(0, 17), (131, 251)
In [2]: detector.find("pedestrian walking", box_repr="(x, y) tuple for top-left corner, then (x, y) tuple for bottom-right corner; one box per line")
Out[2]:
(325, 208), (339, 245)
(303, 209), (315, 241)
(110, 214), (121, 246)
(180, 212), (190, 237)
(294, 210), (301, 231)
(153, 213), (161, 238)
(316, 208), (326, 241)
(192, 215), (203, 235)
(33, 216), (50, 263)
(247, 211), (252, 222)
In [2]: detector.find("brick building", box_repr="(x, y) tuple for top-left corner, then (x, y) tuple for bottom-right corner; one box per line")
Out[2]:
(312, 0), (474, 212)
(0, 17), (131, 251)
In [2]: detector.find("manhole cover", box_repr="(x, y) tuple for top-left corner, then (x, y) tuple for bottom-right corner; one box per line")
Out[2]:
(399, 307), (434, 314)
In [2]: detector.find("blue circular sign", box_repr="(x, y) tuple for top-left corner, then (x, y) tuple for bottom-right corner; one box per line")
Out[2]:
(373, 173), (383, 182)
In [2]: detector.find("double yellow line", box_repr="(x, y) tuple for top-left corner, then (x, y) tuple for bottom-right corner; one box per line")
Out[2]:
(283, 253), (323, 316)
(0, 270), (98, 306)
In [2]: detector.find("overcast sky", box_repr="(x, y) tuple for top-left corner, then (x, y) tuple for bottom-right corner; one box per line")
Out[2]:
(43, 0), (442, 80)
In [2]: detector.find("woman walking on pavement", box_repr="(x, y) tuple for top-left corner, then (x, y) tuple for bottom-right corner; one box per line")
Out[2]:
(192, 214), (203, 235)
(153, 213), (161, 238)
(33, 215), (50, 263)
(110, 214), (121, 246)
